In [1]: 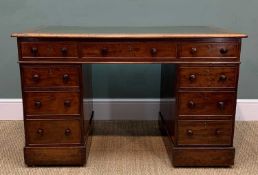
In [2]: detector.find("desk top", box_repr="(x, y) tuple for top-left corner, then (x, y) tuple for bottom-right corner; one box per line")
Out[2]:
(11, 26), (247, 39)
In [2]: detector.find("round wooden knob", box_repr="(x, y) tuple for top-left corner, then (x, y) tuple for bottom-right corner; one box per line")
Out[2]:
(31, 47), (38, 55)
(63, 74), (69, 82)
(150, 48), (157, 56)
(188, 101), (195, 109)
(101, 48), (108, 56)
(189, 74), (196, 81)
(220, 48), (228, 54)
(187, 129), (193, 136)
(32, 74), (40, 82)
(64, 128), (71, 136)
(191, 47), (197, 54)
(64, 100), (71, 107)
(34, 101), (41, 108)
(61, 47), (68, 55)
(218, 101), (225, 111)
(215, 129), (222, 135)
(219, 74), (227, 81)
(37, 128), (44, 135)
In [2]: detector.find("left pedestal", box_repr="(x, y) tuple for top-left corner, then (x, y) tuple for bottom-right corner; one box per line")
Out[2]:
(20, 63), (93, 166)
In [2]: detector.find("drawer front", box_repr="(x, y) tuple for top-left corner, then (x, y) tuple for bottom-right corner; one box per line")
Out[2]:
(177, 120), (233, 146)
(80, 42), (176, 59)
(20, 42), (78, 58)
(24, 92), (80, 115)
(178, 91), (236, 116)
(21, 65), (80, 88)
(26, 119), (81, 145)
(179, 43), (239, 58)
(178, 66), (238, 88)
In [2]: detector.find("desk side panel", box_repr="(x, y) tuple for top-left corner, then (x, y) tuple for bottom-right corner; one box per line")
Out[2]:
(160, 64), (177, 141)
(82, 64), (93, 136)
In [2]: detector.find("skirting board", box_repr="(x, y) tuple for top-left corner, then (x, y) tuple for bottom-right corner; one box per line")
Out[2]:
(0, 99), (257, 121)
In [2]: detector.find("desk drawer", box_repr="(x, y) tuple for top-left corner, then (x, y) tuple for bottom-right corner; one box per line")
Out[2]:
(177, 120), (233, 146)
(24, 92), (80, 115)
(21, 65), (80, 88)
(26, 119), (81, 145)
(179, 43), (239, 59)
(80, 42), (176, 59)
(20, 42), (78, 59)
(178, 91), (236, 116)
(178, 66), (238, 88)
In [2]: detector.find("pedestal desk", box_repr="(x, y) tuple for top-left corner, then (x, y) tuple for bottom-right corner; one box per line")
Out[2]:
(11, 26), (247, 167)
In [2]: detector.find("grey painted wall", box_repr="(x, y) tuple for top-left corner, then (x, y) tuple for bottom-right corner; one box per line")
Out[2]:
(0, 0), (257, 98)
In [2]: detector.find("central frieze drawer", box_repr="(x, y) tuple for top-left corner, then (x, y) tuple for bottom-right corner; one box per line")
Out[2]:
(179, 42), (239, 58)
(20, 42), (78, 59)
(178, 91), (236, 116)
(80, 42), (177, 58)
(178, 66), (238, 88)
(24, 92), (80, 115)
(177, 120), (233, 146)
(26, 119), (82, 145)
(21, 65), (80, 88)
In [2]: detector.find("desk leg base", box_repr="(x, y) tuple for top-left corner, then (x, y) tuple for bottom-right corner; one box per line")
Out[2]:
(171, 146), (235, 167)
(24, 146), (87, 166)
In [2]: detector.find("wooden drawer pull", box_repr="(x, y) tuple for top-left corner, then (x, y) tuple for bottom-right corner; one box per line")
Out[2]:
(64, 128), (71, 136)
(64, 100), (71, 107)
(220, 48), (228, 54)
(150, 48), (158, 56)
(215, 129), (222, 135)
(219, 74), (227, 81)
(189, 74), (196, 81)
(191, 47), (197, 54)
(31, 47), (38, 56)
(101, 48), (108, 56)
(34, 101), (41, 108)
(188, 101), (195, 109)
(217, 101), (225, 111)
(61, 47), (68, 55)
(37, 128), (44, 136)
(32, 74), (40, 82)
(187, 129), (193, 136)
(63, 74), (69, 82)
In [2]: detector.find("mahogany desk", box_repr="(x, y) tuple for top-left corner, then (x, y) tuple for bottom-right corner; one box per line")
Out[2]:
(11, 26), (247, 167)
